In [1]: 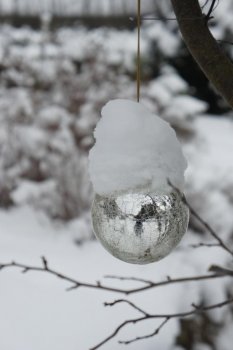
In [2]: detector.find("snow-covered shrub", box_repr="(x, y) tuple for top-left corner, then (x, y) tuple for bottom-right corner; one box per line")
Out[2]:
(0, 17), (231, 241)
(0, 6), (232, 349)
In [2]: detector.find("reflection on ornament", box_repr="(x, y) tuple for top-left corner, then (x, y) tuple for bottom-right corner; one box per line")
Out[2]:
(92, 191), (189, 264)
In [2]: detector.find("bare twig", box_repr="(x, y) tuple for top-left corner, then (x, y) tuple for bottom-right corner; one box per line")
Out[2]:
(168, 180), (233, 258)
(89, 315), (146, 350)
(188, 205), (233, 257)
(139, 16), (203, 21)
(103, 272), (228, 292)
(201, 0), (210, 10)
(41, 256), (48, 269)
(0, 257), (228, 295)
(104, 275), (154, 285)
(119, 317), (170, 344)
(205, 0), (218, 22)
(209, 265), (233, 276)
(91, 297), (233, 349)
(217, 39), (233, 46)
(0, 257), (125, 294)
(190, 242), (220, 248)
(104, 299), (150, 317)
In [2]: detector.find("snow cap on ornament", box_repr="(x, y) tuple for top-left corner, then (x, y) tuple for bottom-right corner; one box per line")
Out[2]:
(89, 99), (187, 196)
(89, 99), (189, 264)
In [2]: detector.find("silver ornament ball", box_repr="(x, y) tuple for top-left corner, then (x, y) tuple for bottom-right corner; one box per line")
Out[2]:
(91, 191), (189, 264)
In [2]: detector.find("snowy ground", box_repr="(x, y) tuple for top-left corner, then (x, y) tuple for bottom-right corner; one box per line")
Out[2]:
(0, 115), (233, 350)
(0, 18), (232, 350)
(0, 204), (229, 350)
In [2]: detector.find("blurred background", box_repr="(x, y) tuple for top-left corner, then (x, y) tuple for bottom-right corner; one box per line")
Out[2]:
(0, 1), (232, 350)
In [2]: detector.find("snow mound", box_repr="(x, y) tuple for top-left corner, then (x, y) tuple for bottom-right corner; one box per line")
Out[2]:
(89, 99), (187, 195)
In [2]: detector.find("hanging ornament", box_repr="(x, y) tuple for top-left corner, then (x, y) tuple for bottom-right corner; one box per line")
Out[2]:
(88, 99), (189, 264)
(88, 0), (188, 264)
(92, 191), (188, 264)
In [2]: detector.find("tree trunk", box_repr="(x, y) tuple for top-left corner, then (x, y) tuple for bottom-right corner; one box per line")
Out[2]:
(171, 0), (233, 109)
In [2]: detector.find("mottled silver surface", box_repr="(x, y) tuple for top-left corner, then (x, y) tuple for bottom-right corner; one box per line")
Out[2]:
(92, 191), (189, 264)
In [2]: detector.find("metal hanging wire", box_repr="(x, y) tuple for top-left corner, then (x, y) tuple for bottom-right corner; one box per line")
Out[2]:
(136, 0), (141, 102)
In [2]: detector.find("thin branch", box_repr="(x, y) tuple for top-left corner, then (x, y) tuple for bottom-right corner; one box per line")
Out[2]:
(188, 206), (233, 257)
(0, 258), (229, 295)
(217, 39), (233, 46)
(190, 242), (220, 248)
(89, 316), (147, 350)
(0, 257), (126, 294)
(209, 265), (233, 276)
(140, 16), (204, 21)
(205, 0), (218, 22)
(104, 299), (149, 317)
(168, 180), (233, 258)
(171, 0), (233, 108)
(201, 0), (211, 10)
(119, 317), (170, 344)
(118, 317), (170, 345)
(103, 272), (227, 292)
(41, 256), (48, 269)
(104, 275), (154, 286)
(91, 297), (233, 349)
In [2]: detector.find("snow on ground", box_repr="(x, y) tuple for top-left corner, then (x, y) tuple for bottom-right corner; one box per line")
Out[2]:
(1, 113), (233, 350)
(0, 204), (229, 350)
(0, 18), (232, 350)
